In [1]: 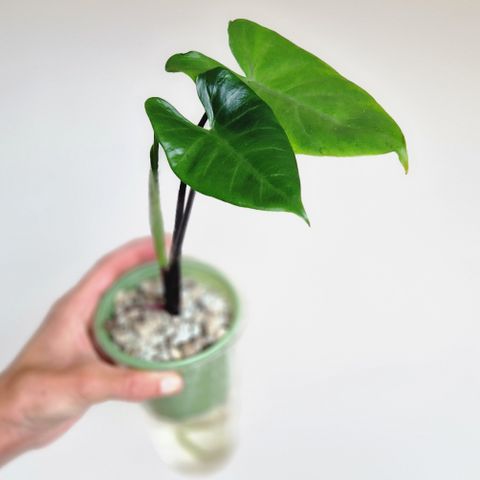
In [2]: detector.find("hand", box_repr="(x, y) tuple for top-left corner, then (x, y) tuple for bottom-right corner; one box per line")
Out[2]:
(0, 238), (183, 467)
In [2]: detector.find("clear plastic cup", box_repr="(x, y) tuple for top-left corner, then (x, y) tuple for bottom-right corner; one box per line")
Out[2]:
(94, 259), (240, 472)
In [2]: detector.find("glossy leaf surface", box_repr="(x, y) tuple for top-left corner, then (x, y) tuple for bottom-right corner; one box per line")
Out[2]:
(145, 68), (307, 221)
(166, 19), (408, 172)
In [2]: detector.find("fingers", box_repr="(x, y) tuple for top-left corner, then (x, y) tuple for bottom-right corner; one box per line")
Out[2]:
(72, 236), (171, 309)
(66, 237), (180, 403)
(74, 237), (156, 302)
(73, 364), (183, 404)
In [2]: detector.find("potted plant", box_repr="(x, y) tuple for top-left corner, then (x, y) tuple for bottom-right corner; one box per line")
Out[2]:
(93, 18), (407, 472)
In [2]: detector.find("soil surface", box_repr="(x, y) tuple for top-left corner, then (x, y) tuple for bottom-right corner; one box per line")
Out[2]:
(105, 277), (231, 362)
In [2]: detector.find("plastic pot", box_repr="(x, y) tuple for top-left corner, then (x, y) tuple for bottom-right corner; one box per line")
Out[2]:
(93, 258), (240, 471)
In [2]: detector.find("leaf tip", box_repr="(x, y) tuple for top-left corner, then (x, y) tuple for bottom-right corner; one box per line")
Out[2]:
(296, 204), (310, 226)
(398, 145), (409, 174)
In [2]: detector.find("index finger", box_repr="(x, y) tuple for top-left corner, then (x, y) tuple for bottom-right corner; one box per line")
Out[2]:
(73, 236), (166, 305)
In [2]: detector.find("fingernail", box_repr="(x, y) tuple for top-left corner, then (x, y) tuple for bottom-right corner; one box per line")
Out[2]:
(159, 374), (183, 395)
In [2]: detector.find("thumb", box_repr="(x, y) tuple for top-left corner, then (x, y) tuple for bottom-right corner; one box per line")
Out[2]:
(75, 365), (183, 404)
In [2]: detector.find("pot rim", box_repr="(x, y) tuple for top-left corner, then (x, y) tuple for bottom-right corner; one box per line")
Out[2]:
(93, 257), (240, 370)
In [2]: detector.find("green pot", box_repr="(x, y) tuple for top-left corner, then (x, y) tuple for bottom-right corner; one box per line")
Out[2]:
(93, 258), (240, 421)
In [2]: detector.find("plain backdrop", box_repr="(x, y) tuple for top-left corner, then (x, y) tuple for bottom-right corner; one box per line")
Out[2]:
(1, 0), (479, 478)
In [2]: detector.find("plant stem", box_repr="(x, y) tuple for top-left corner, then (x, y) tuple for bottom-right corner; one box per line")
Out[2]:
(172, 182), (187, 245)
(169, 112), (207, 260)
(198, 112), (208, 128)
(164, 112), (208, 315)
(164, 182), (188, 316)
(149, 138), (167, 269)
(169, 188), (195, 262)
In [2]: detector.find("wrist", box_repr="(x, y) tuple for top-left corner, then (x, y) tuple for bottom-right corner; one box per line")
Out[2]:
(0, 370), (31, 466)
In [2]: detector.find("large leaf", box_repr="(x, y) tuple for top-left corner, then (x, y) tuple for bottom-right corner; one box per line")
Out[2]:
(145, 68), (308, 222)
(165, 19), (408, 172)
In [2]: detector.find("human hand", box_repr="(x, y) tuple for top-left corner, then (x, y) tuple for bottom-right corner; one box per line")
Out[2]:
(0, 238), (183, 466)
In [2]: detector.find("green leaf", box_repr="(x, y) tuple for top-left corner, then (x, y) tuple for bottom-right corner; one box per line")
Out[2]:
(165, 19), (408, 172)
(145, 68), (308, 222)
(165, 51), (223, 81)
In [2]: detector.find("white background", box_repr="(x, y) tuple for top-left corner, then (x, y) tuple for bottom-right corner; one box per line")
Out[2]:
(1, 0), (479, 478)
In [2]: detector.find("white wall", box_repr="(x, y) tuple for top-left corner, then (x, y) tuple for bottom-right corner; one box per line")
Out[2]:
(1, 0), (479, 478)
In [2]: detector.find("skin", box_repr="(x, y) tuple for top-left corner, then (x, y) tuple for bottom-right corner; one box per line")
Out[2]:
(0, 237), (183, 467)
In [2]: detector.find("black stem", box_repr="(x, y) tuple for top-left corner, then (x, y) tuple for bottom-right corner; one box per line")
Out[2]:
(197, 112), (208, 128)
(164, 112), (208, 315)
(169, 188), (196, 262)
(169, 112), (207, 260)
(172, 182), (187, 246)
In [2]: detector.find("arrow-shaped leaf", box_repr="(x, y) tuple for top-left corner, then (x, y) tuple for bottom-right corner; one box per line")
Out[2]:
(145, 68), (308, 222)
(166, 19), (408, 172)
